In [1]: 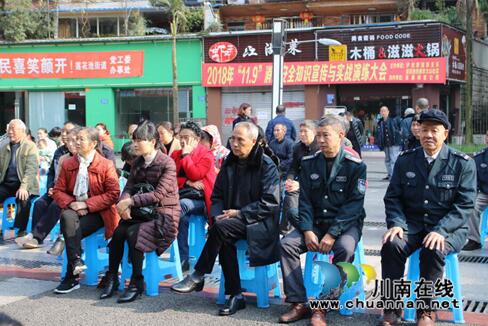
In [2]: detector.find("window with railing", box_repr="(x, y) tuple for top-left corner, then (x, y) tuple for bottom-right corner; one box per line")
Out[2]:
(350, 14), (396, 25)
(259, 16), (320, 30)
(227, 21), (246, 31)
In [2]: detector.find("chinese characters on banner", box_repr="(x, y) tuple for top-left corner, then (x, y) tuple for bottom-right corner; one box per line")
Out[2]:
(0, 51), (144, 78)
(202, 57), (447, 87)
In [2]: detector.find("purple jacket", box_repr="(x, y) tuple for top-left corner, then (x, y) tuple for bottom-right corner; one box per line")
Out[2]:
(120, 150), (180, 255)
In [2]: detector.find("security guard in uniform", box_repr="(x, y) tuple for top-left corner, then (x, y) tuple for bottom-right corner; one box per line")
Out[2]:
(464, 129), (488, 251)
(279, 116), (367, 326)
(380, 109), (476, 326)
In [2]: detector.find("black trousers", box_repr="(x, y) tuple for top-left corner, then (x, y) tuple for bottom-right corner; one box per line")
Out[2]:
(60, 209), (104, 278)
(194, 217), (247, 296)
(0, 183), (33, 233)
(31, 193), (61, 242)
(108, 219), (144, 280)
(381, 231), (454, 310)
(281, 190), (299, 235)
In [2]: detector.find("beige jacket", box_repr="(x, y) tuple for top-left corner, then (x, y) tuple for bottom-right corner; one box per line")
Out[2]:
(0, 138), (39, 195)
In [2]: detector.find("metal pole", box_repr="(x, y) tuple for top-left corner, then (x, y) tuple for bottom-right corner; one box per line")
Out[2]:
(271, 19), (286, 119)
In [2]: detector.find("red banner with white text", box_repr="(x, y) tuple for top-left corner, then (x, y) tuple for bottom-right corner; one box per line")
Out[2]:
(0, 51), (144, 78)
(202, 57), (446, 87)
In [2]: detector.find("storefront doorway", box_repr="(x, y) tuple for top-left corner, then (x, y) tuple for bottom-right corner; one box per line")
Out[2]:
(0, 92), (25, 133)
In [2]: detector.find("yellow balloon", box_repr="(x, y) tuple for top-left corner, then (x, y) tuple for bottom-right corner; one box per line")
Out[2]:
(360, 264), (377, 284)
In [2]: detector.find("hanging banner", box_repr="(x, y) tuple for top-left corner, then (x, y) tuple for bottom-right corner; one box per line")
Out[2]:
(202, 57), (447, 87)
(0, 51), (144, 78)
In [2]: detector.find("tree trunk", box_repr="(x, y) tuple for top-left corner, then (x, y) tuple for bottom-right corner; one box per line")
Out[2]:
(171, 19), (179, 125)
(465, 0), (474, 144)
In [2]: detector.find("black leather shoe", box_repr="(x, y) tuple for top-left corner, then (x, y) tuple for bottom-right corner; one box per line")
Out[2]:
(171, 275), (204, 293)
(100, 272), (119, 299)
(181, 259), (190, 273)
(218, 295), (246, 316)
(47, 237), (65, 256)
(463, 240), (481, 251)
(117, 277), (144, 303)
(117, 285), (143, 303)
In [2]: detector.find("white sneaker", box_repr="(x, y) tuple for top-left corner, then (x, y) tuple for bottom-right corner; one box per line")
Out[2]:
(23, 237), (40, 249)
(15, 233), (33, 248)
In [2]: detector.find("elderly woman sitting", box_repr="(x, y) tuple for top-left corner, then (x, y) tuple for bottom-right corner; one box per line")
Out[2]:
(52, 127), (120, 294)
(100, 121), (180, 303)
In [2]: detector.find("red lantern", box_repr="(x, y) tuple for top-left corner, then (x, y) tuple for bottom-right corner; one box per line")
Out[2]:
(251, 15), (266, 28)
(299, 11), (314, 24)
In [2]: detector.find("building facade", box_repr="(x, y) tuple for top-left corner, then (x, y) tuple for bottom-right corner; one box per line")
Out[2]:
(0, 36), (204, 150)
(203, 21), (466, 142)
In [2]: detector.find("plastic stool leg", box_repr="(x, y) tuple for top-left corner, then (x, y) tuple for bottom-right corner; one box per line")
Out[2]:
(143, 252), (161, 296)
(255, 266), (270, 308)
(170, 240), (183, 281)
(272, 263), (281, 298)
(217, 273), (226, 305)
(404, 250), (420, 322)
(119, 243), (131, 291)
(481, 209), (488, 249)
(61, 249), (67, 279)
(446, 254), (465, 324)
(83, 233), (100, 286)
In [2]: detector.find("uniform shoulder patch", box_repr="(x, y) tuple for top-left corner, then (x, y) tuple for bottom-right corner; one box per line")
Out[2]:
(473, 148), (487, 157)
(452, 151), (471, 160)
(344, 152), (362, 164)
(399, 148), (418, 156)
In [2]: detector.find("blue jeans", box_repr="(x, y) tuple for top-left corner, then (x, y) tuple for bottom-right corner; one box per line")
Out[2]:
(177, 198), (205, 262)
(384, 145), (401, 177)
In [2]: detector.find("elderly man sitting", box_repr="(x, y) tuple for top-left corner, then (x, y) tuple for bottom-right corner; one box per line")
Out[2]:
(171, 121), (281, 316)
(0, 119), (39, 239)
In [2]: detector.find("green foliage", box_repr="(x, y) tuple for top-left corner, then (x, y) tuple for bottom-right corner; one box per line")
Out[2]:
(409, 4), (463, 28)
(185, 7), (204, 33)
(0, 0), (55, 42)
(409, 8), (437, 20)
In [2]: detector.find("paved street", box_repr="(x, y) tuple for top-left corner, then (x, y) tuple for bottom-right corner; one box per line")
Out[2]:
(1, 152), (488, 325)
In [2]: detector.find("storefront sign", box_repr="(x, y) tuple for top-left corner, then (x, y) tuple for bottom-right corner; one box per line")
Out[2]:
(0, 51), (144, 78)
(329, 45), (347, 62)
(316, 25), (443, 61)
(209, 42), (238, 63)
(202, 57), (446, 87)
(440, 25), (466, 81)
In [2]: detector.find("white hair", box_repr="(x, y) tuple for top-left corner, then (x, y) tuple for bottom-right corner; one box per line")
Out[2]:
(234, 121), (258, 140)
(8, 119), (27, 132)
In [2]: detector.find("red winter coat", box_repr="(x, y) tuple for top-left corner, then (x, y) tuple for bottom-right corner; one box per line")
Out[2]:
(52, 152), (120, 239)
(171, 144), (216, 223)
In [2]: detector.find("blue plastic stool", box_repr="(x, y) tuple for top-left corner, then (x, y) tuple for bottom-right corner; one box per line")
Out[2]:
(1, 197), (17, 238)
(39, 175), (48, 196)
(303, 239), (366, 316)
(404, 249), (464, 324)
(119, 239), (183, 296)
(50, 222), (60, 242)
(61, 228), (109, 286)
(217, 240), (281, 308)
(188, 215), (206, 266)
(25, 196), (42, 234)
(481, 208), (488, 248)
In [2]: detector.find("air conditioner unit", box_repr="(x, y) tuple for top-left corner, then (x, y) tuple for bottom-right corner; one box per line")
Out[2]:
(227, 0), (246, 4)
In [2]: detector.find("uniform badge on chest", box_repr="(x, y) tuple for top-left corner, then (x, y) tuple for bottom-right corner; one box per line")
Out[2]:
(336, 176), (347, 182)
(310, 173), (320, 180)
(481, 163), (487, 168)
(406, 172), (416, 179)
(441, 175), (455, 181)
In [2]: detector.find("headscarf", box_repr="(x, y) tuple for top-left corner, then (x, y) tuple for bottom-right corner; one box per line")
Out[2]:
(202, 125), (230, 169)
